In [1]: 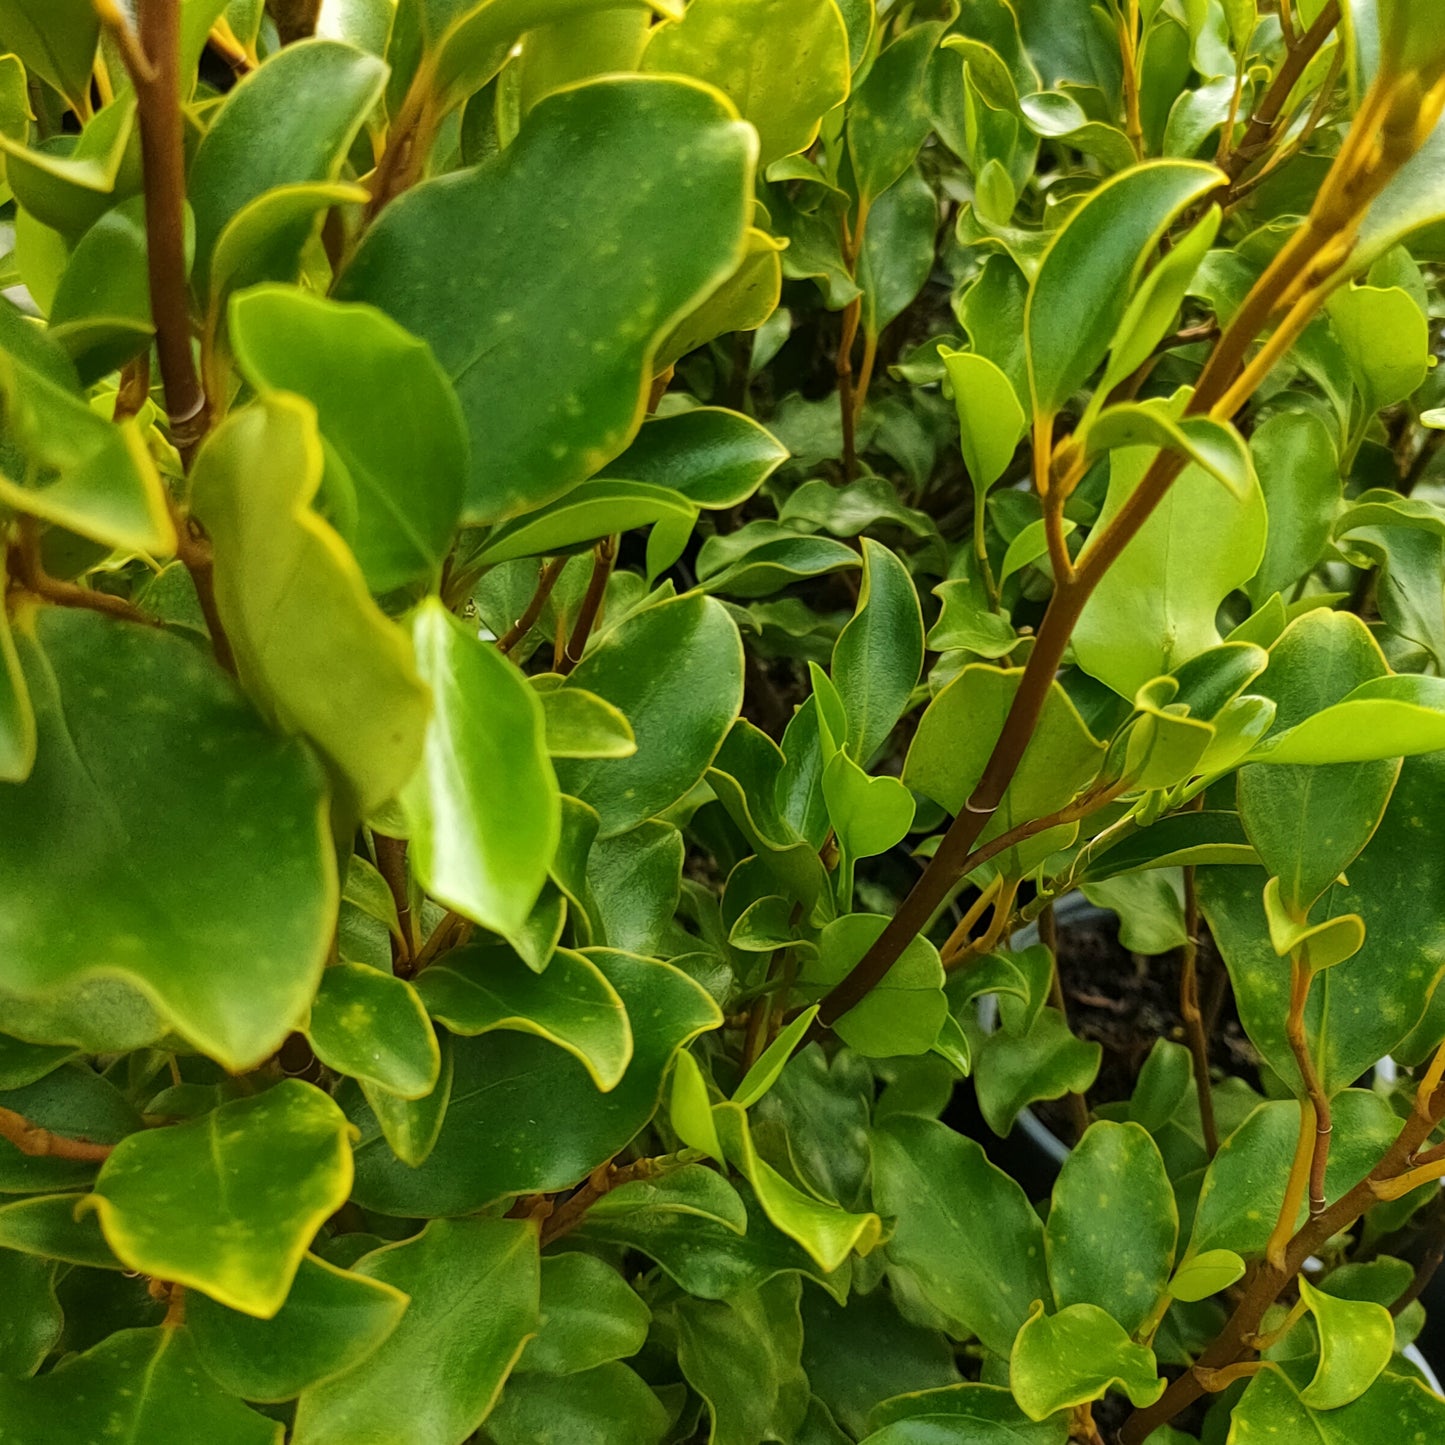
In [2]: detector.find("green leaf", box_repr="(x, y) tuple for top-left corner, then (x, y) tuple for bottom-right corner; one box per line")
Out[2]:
(587, 819), (683, 954)
(186, 1253), (410, 1402)
(1009, 1301), (1164, 1420)
(83, 1081), (353, 1318)
(340, 76), (753, 523)
(1099, 206), (1221, 392)
(416, 942), (632, 1090)
(1046, 1121), (1177, 1334)
(0, 1247), (60, 1376)
(350, 950), (720, 1213)
(189, 39), (387, 294)
(670, 1046), (725, 1162)
(190, 394), (431, 817)
(291, 1218), (539, 1445)
(0, 566), (35, 784)
(0, 1193), (119, 1270)
(517, 1251), (650, 1375)
(1235, 609), (1396, 914)
(862, 1384), (1068, 1444)
(1230, 1370), (1445, 1445)
(0, 608), (334, 1071)
(857, 167), (938, 338)
(403, 598), (559, 935)
(927, 577), (1019, 659)
(1296, 1276), (1393, 1409)
(848, 22), (947, 204)
(999, 515), (1076, 584)
(228, 286), (466, 594)
(488, 1362), (669, 1445)
(1248, 674), (1445, 764)
(1082, 398), (1253, 500)
(641, 0), (850, 166)
(0, 1327), (282, 1444)
(477, 479), (696, 565)
(0, 0), (97, 112)
(698, 524), (863, 597)
(941, 347), (1027, 491)
(1247, 409), (1340, 606)
(537, 685), (636, 759)
(361, 1029), (454, 1168)
(870, 1115), (1051, 1355)
(0, 345), (175, 556)
(553, 592), (743, 837)
(1082, 870), (1187, 954)
(596, 407), (788, 509)
(304, 962), (440, 1099)
(733, 1007), (820, 1110)
(800, 915), (945, 1058)
(670, 1274), (809, 1445)
(1026, 161), (1223, 415)
(343, 854), (402, 944)
(0, 1066), (140, 1194)
(832, 539), (924, 763)
(904, 663), (1105, 876)
(1167, 1248), (1245, 1301)
(1327, 282), (1431, 412)
(0, 97), (138, 237)
(1074, 447), (1267, 697)
(973, 1008), (1102, 1137)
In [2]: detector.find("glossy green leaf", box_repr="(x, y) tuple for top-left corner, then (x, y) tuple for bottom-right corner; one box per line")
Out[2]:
(800, 915), (945, 1058)
(0, 1193), (118, 1270)
(187, 1253), (410, 1402)
(0, 1327), (282, 1444)
(350, 950), (720, 1213)
(641, 0), (850, 166)
(1235, 609), (1396, 914)
(416, 942), (632, 1090)
(670, 1274), (809, 1445)
(477, 480), (696, 566)
(1246, 409), (1339, 606)
(291, 1218), (539, 1445)
(832, 539), (924, 763)
(403, 598), (558, 935)
(1083, 399), (1253, 500)
(361, 1028), (454, 1168)
(1010, 1301), (1164, 1420)
(341, 76), (753, 523)
(0, 0), (96, 111)
(0, 345), (175, 556)
(0, 97), (138, 237)
(305, 962), (440, 1099)
(862, 1384), (1068, 1444)
(0, 608), (334, 1070)
(596, 407), (788, 509)
(1027, 161), (1223, 415)
(517, 1251), (649, 1375)
(1296, 1276), (1393, 1409)
(1231, 1370), (1445, 1445)
(904, 663), (1105, 875)
(0, 1248), (60, 1376)
(85, 1082), (352, 1317)
(1074, 448), (1267, 697)
(587, 819), (683, 954)
(487, 1361), (669, 1445)
(973, 1008), (1102, 1137)
(514, 8), (650, 112)
(191, 394), (431, 817)
(553, 592), (743, 837)
(229, 285), (466, 594)
(537, 685), (636, 759)
(733, 1007), (820, 1110)
(857, 167), (938, 337)
(189, 40), (387, 293)
(1247, 673), (1445, 764)
(1046, 1121), (1177, 1334)
(1167, 1248), (1245, 1301)
(698, 523), (863, 597)
(1327, 282), (1430, 412)
(941, 347), (1027, 491)
(848, 22), (947, 204)
(871, 1114), (1050, 1355)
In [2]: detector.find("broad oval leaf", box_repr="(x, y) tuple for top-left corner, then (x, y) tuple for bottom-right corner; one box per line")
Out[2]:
(1009, 1301), (1164, 1421)
(304, 962), (441, 1100)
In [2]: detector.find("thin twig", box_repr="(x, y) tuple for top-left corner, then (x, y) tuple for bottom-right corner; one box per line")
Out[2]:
(497, 557), (566, 655)
(558, 537), (616, 676)
(9, 518), (158, 627)
(1181, 866), (1221, 1157)
(373, 834), (417, 973)
(0, 1105), (116, 1162)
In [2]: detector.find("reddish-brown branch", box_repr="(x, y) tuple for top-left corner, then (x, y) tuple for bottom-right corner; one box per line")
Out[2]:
(0, 1105), (116, 1162)
(9, 518), (158, 627)
(497, 557), (566, 655)
(374, 833), (417, 972)
(1181, 867), (1221, 1157)
(558, 536), (617, 676)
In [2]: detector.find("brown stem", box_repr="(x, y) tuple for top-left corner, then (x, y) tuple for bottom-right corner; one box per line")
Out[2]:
(373, 833), (417, 971)
(1181, 867), (1220, 1157)
(162, 1282), (187, 1326)
(0, 1104), (116, 1162)
(9, 518), (159, 627)
(365, 75), (437, 222)
(497, 557), (566, 655)
(410, 909), (472, 974)
(558, 536), (616, 676)
(126, 0), (210, 464)
(1285, 954), (1332, 1215)
(1120, 1050), (1445, 1441)
(539, 1155), (663, 1247)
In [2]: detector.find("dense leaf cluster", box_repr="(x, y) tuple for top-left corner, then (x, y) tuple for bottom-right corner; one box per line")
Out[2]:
(3, 1), (1445, 1442)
